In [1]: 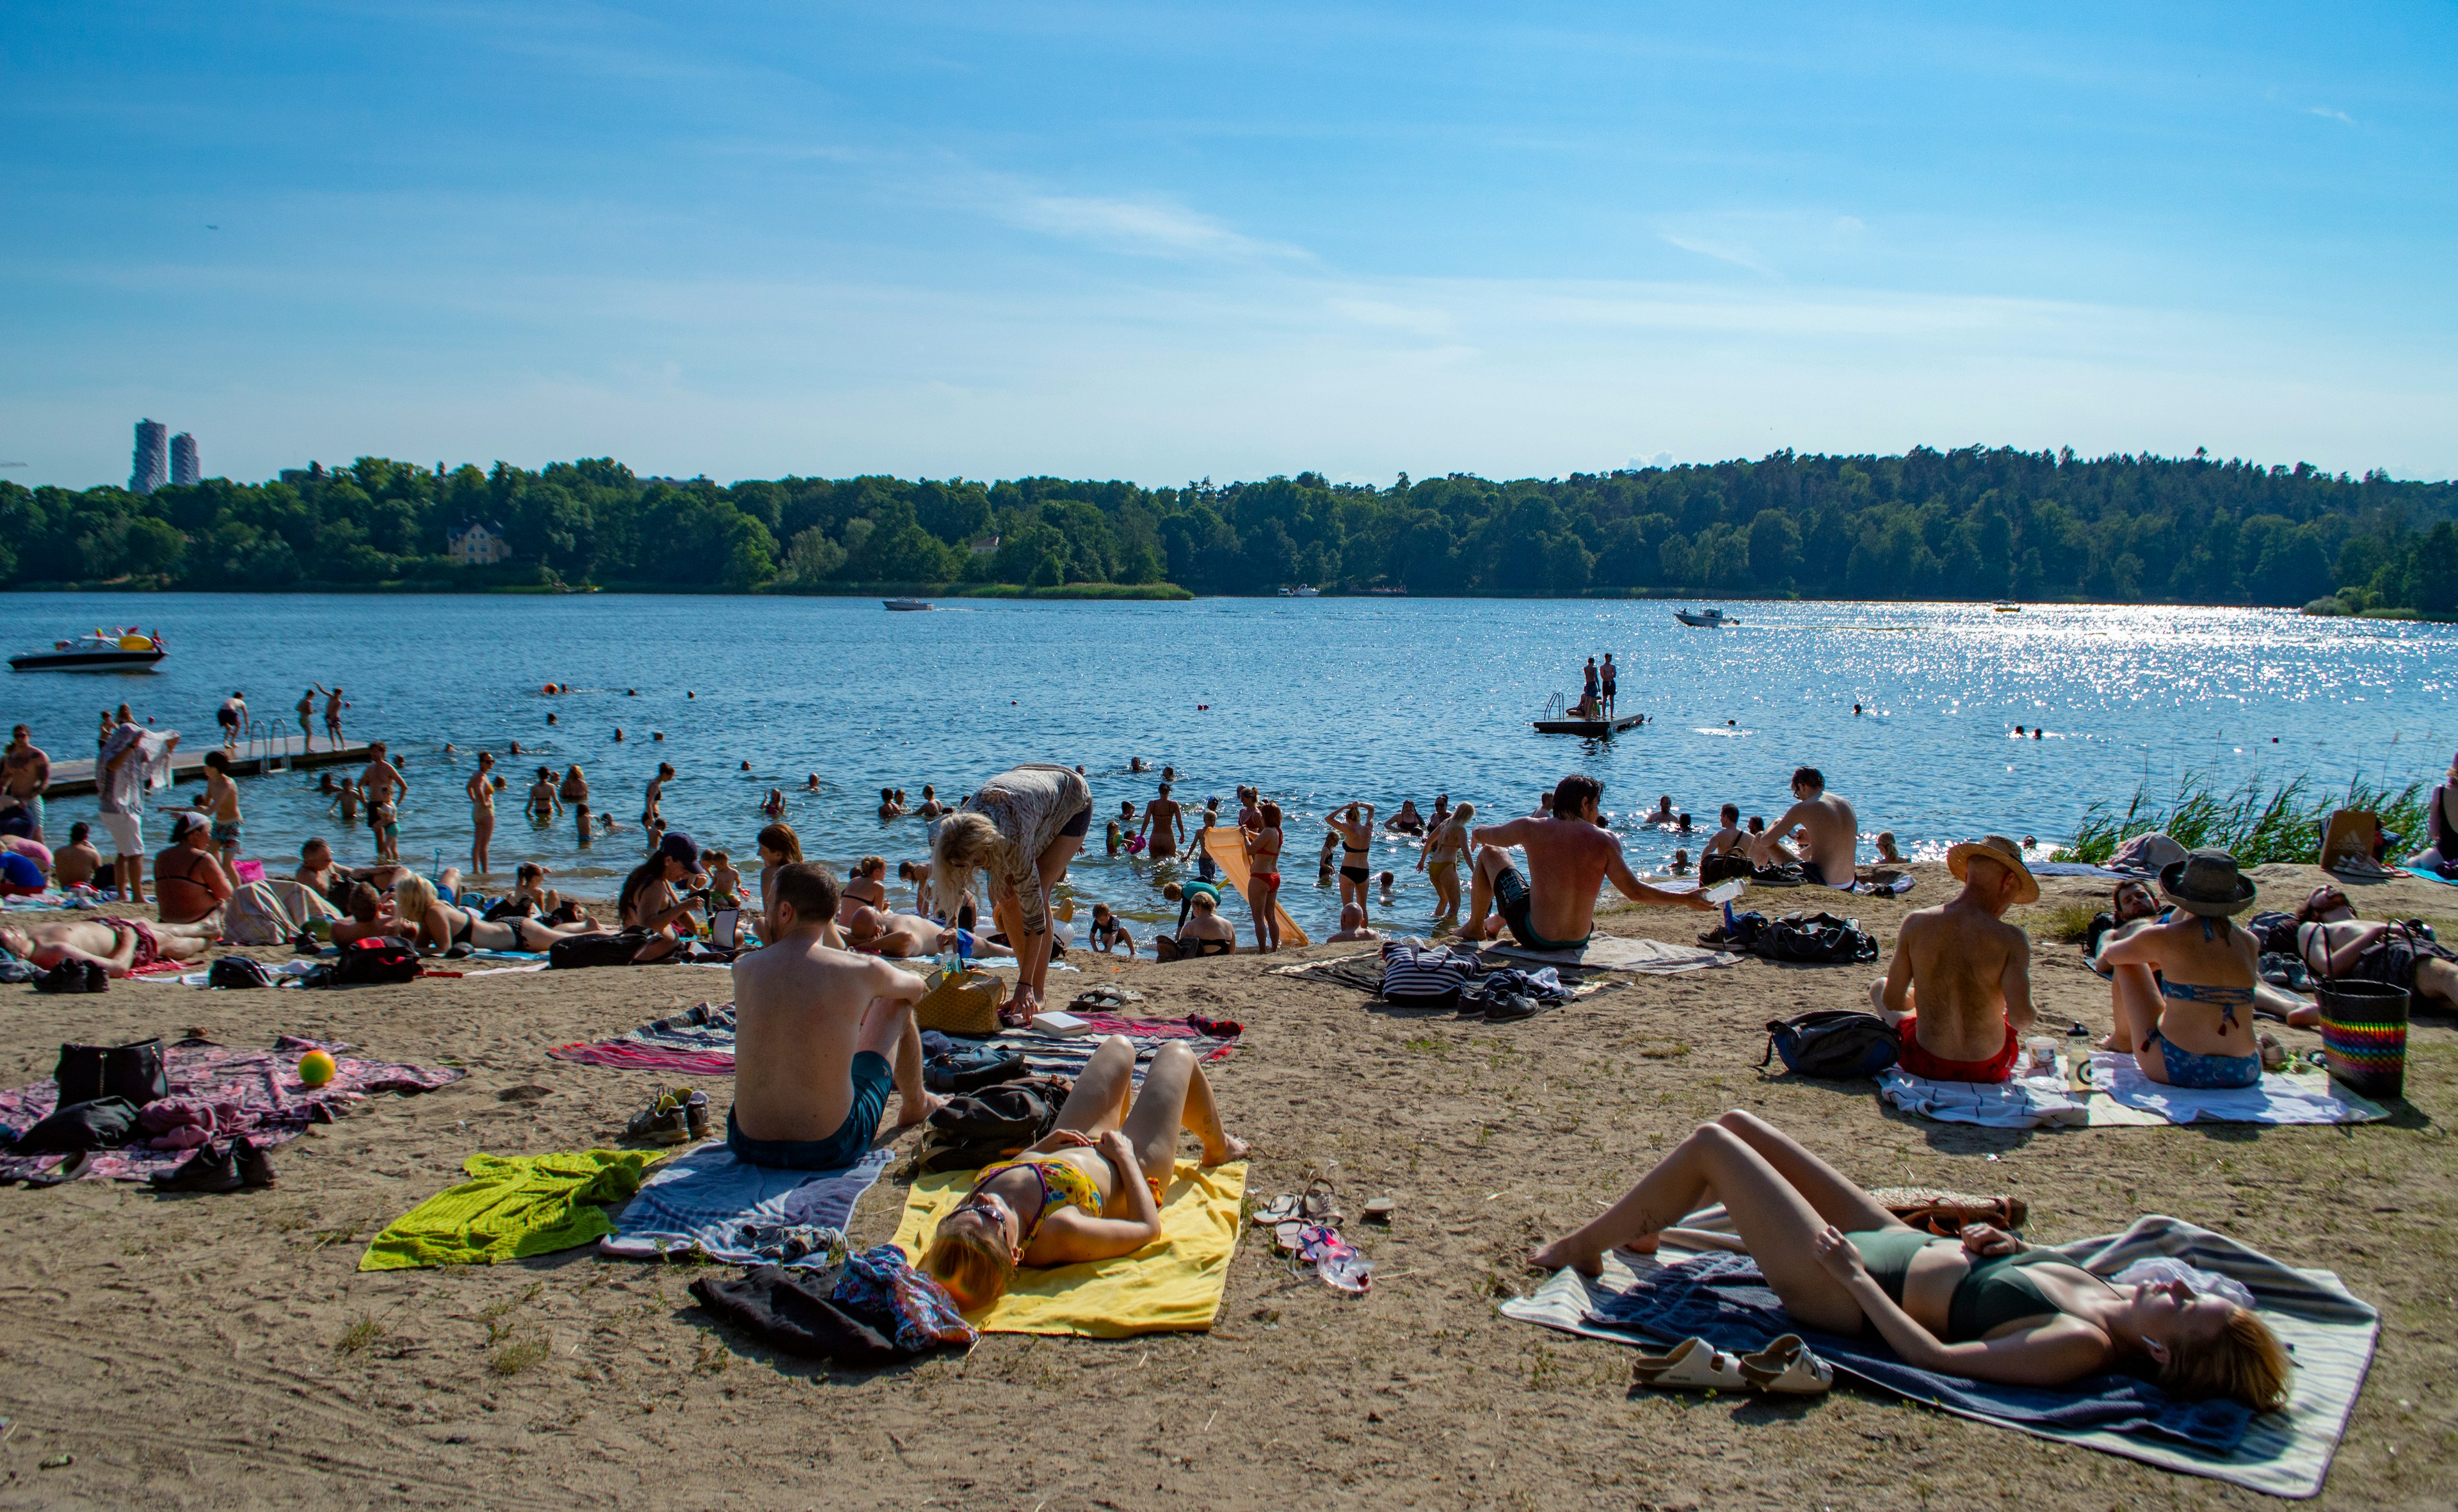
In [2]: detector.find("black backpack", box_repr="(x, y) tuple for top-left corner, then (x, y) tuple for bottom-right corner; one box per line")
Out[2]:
(56, 1038), (167, 1107)
(1699, 853), (1754, 886)
(1759, 1009), (1901, 1079)
(549, 929), (656, 969)
(331, 936), (422, 985)
(1760, 912), (1881, 966)
(209, 955), (278, 989)
(917, 1079), (1068, 1173)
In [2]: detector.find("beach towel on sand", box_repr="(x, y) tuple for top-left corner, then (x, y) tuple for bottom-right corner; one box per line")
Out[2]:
(1482, 935), (1739, 973)
(1504, 1212), (2376, 1498)
(892, 1159), (1247, 1336)
(550, 1001), (1232, 1079)
(360, 1149), (662, 1270)
(1878, 1054), (2388, 1130)
(0, 1037), (463, 1183)
(602, 1143), (892, 1266)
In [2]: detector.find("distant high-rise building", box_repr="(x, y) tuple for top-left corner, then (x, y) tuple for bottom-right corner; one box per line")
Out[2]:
(131, 419), (168, 494)
(170, 432), (200, 487)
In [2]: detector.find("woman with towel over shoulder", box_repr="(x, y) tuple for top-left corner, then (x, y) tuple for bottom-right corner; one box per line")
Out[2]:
(931, 764), (1090, 1020)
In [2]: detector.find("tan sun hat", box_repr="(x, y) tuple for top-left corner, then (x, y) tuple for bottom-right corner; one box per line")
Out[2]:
(1947, 833), (2039, 905)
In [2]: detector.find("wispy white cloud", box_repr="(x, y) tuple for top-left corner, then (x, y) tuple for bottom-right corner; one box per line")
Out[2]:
(2305, 106), (2356, 125)
(1660, 233), (1776, 278)
(999, 193), (1310, 262)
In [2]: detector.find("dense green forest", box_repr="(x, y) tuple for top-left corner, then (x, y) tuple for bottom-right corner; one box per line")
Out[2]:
(3, 447), (2453, 610)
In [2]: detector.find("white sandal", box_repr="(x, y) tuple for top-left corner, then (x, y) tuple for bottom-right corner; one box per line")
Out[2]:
(1738, 1333), (1834, 1395)
(1630, 1337), (1747, 1391)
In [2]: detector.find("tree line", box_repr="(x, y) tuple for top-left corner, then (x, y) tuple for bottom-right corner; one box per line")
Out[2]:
(2, 447), (2452, 611)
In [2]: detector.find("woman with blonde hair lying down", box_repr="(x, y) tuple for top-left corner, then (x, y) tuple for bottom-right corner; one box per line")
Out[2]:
(391, 873), (609, 954)
(1529, 1109), (2290, 1411)
(922, 1035), (1247, 1312)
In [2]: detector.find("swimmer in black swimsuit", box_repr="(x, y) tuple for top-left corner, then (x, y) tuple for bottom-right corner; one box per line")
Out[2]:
(1326, 801), (1376, 923)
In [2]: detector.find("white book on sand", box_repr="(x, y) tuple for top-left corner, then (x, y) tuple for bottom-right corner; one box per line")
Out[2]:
(1029, 1011), (1094, 1037)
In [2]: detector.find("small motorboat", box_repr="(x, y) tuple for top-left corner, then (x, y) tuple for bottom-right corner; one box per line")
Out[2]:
(1674, 607), (1737, 628)
(10, 628), (166, 673)
(1992, 603), (2021, 613)
(1278, 584), (1321, 598)
(882, 599), (933, 612)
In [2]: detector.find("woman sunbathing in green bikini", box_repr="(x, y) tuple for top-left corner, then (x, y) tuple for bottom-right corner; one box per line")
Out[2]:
(1529, 1109), (2290, 1411)
(922, 1034), (1247, 1311)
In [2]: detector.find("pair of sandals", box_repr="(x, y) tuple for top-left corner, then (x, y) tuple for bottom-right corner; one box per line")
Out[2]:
(1631, 1333), (1832, 1395)
(1254, 1180), (1342, 1251)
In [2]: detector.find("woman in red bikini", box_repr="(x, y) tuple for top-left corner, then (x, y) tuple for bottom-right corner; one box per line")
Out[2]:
(1241, 800), (1285, 953)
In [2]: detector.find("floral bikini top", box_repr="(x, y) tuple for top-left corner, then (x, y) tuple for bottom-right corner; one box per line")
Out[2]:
(971, 1154), (1103, 1244)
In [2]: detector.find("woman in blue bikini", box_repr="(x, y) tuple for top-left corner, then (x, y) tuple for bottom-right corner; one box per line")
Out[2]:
(2096, 849), (2263, 1088)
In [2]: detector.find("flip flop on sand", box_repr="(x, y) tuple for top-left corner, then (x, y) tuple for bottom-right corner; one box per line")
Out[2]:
(1630, 1337), (1747, 1392)
(1252, 1194), (1300, 1226)
(1301, 1178), (1342, 1225)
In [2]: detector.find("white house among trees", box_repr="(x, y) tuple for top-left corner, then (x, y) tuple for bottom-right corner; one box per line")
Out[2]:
(446, 519), (511, 566)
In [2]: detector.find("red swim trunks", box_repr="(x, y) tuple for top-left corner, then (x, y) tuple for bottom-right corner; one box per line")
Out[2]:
(1895, 1015), (2019, 1084)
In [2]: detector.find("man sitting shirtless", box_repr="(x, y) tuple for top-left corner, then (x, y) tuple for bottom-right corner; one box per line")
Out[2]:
(0, 915), (218, 976)
(1461, 774), (1712, 949)
(1870, 835), (2037, 1082)
(727, 863), (942, 1170)
(1751, 766), (1860, 887)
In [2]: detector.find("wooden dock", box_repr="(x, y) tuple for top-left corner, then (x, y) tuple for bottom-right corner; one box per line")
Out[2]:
(42, 736), (375, 797)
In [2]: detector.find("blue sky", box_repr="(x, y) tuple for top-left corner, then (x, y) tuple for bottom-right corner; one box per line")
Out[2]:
(6, 1), (2453, 487)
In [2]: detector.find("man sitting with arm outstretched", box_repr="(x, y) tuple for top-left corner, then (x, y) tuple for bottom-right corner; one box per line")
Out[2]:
(1870, 835), (2037, 1082)
(1461, 774), (1713, 949)
(727, 863), (942, 1170)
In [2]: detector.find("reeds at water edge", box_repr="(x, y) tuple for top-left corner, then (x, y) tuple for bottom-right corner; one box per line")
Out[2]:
(2053, 771), (2427, 867)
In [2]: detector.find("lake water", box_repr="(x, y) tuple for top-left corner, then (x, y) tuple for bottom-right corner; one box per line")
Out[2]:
(6, 593), (2452, 940)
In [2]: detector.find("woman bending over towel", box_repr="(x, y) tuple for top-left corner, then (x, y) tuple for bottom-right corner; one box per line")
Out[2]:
(922, 1034), (1247, 1311)
(1529, 1109), (2289, 1411)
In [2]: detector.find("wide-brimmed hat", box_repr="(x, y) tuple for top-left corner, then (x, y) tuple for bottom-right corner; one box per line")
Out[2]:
(2159, 848), (2258, 917)
(1947, 833), (2039, 905)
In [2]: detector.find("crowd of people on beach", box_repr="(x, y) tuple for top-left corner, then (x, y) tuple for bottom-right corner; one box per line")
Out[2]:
(5, 686), (2455, 1429)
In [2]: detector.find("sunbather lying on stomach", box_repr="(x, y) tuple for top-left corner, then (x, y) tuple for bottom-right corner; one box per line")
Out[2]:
(1527, 1109), (2290, 1410)
(0, 915), (217, 975)
(1869, 835), (2035, 1082)
(922, 1034), (1247, 1310)
(728, 863), (938, 1170)
(1460, 774), (1711, 950)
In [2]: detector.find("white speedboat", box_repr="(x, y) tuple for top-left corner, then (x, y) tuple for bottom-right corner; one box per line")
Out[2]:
(882, 599), (933, 612)
(1278, 584), (1321, 598)
(1673, 607), (1737, 627)
(10, 627), (166, 672)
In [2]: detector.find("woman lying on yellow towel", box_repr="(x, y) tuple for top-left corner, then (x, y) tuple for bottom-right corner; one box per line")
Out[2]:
(924, 1034), (1248, 1310)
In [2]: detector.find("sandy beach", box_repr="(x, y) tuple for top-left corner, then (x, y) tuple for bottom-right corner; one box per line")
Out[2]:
(0, 859), (2448, 1509)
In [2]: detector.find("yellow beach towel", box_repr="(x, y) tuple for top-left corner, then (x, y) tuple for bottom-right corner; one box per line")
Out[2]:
(892, 1159), (1247, 1337)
